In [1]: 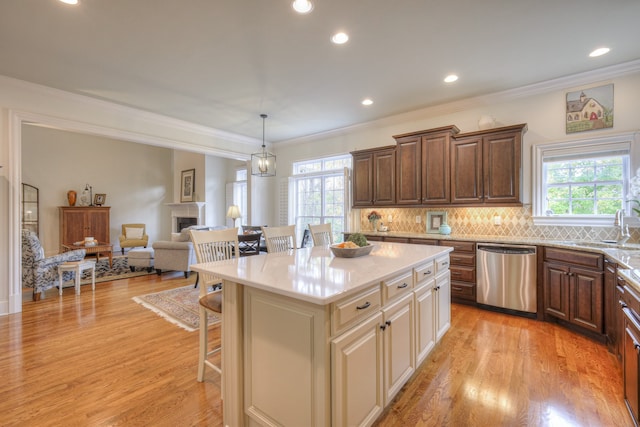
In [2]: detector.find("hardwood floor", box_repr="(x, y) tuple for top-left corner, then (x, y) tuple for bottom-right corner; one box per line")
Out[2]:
(0, 274), (632, 426)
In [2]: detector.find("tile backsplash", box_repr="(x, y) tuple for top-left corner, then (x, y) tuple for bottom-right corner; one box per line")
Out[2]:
(358, 205), (640, 243)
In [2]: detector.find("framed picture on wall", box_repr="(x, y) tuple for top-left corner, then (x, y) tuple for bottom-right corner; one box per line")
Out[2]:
(566, 83), (614, 134)
(426, 211), (446, 233)
(181, 169), (195, 202)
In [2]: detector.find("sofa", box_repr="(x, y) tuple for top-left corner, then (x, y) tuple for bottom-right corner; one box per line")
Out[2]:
(152, 225), (226, 278)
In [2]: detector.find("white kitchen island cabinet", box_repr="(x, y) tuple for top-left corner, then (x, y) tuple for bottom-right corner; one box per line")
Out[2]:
(191, 242), (452, 427)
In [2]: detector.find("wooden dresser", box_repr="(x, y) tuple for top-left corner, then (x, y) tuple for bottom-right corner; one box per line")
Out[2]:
(59, 206), (110, 251)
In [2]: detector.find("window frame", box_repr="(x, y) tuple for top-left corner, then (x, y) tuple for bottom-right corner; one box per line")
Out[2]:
(532, 132), (639, 226)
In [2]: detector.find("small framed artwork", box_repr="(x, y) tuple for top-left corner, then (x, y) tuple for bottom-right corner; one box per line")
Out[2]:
(180, 169), (195, 203)
(94, 193), (106, 206)
(565, 83), (614, 134)
(426, 211), (447, 233)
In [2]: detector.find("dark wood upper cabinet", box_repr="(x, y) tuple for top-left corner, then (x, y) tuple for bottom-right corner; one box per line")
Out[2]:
(451, 123), (526, 205)
(352, 123), (526, 208)
(394, 126), (459, 206)
(351, 146), (396, 207)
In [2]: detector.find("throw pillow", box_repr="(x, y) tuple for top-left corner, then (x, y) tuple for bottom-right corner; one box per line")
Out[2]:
(126, 227), (144, 239)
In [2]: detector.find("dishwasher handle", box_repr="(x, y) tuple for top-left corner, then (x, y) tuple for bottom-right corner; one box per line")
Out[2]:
(477, 245), (536, 255)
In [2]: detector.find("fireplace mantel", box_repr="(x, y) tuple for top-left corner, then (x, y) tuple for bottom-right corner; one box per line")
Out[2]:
(166, 202), (206, 232)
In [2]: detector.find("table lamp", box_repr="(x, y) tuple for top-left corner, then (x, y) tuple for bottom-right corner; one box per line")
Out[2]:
(226, 205), (241, 228)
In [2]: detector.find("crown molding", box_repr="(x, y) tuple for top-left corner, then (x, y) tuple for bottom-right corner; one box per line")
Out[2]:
(0, 74), (260, 149)
(277, 59), (640, 147)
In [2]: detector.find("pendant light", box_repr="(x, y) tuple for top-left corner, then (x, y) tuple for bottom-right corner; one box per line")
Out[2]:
(251, 114), (276, 177)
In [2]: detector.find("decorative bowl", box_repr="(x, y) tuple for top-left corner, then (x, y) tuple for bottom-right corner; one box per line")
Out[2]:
(330, 243), (374, 258)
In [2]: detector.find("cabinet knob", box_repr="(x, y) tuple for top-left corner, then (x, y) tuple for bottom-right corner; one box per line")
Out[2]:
(356, 301), (371, 310)
(385, 320), (391, 326)
(380, 324), (387, 331)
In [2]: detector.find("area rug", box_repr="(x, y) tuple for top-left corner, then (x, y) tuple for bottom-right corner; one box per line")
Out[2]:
(79, 256), (153, 284)
(132, 285), (220, 332)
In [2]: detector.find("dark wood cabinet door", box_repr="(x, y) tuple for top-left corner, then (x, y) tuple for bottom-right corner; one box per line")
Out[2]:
(89, 208), (111, 243)
(544, 261), (570, 321)
(62, 209), (88, 244)
(450, 137), (483, 204)
(352, 153), (373, 207)
(569, 266), (603, 333)
(623, 312), (640, 423)
(422, 133), (450, 204)
(483, 130), (521, 204)
(373, 149), (396, 205)
(395, 136), (421, 205)
(604, 258), (617, 354)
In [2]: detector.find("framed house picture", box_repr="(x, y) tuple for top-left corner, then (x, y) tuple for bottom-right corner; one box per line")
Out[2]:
(566, 83), (613, 134)
(93, 193), (106, 206)
(427, 211), (447, 233)
(181, 169), (195, 203)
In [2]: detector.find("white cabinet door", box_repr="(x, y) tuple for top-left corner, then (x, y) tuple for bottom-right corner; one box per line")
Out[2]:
(414, 280), (436, 366)
(332, 312), (384, 427)
(436, 271), (451, 341)
(382, 292), (415, 404)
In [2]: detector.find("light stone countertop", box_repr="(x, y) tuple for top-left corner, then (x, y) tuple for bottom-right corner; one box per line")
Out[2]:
(191, 242), (452, 305)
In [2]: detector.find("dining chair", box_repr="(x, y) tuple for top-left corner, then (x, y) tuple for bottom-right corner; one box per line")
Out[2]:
(308, 223), (333, 246)
(189, 227), (239, 382)
(261, 225), (297, 253)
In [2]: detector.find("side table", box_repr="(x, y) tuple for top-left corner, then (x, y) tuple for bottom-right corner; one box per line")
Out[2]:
(58, 260), (96, 295)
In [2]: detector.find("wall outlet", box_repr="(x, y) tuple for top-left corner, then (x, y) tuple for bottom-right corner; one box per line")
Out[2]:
(387, 215), (393, 223)
(493, 215), (502, 226)
(415, 215), (421, 223)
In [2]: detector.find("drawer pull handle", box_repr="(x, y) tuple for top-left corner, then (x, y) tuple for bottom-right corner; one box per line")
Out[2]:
(442, 261), (449, 266)
(356, 302), (371, 310)
(620, 300), (628, 308)
(423, 270), (432, 275)
(452, 258), (461, 262)
(398, 283), (408, 289)
(452, 286), (462, 291)
(452, 272), (461, 275)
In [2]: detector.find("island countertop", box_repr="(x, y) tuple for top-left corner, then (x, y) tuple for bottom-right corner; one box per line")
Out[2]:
(191, 242), (452, 305)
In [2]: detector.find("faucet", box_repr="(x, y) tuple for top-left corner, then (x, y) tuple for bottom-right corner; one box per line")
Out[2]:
(614, 209), (630, 245)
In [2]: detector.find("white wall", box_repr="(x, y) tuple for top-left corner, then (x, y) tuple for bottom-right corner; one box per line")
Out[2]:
(274, 70), (640, 222)
(22, 125), (173, 255)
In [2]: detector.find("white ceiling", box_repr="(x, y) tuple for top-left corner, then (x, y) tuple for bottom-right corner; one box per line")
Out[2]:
(1, 0), (639, 143)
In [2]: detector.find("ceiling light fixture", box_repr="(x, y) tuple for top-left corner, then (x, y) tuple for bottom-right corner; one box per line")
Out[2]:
(59, 0), (79, 4)
(331, 32), (349, 44)
(251, 114), (276, 177)
(444, 74), (459, 83)
(292, 0), (313, 14)
(589, 47), (610, 57)
(362, 99), (373, 106)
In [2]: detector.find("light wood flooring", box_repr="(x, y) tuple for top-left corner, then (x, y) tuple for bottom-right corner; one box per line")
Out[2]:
(0, 272), (632, 426)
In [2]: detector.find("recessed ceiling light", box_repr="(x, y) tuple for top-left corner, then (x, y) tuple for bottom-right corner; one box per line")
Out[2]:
(59, 0), (78, 4)
(292, 0), (313, 14)
(362, 99), (373, 106)
(589, 47), (610, 57)
(444, 74), (458, 83)
(331, 32), (349, 45)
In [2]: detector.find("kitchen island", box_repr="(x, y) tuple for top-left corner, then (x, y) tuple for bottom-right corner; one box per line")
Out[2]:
(191, 242), (452, 427)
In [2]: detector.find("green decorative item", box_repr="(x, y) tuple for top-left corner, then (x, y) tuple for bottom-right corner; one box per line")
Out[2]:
(347, 233), (368, 247)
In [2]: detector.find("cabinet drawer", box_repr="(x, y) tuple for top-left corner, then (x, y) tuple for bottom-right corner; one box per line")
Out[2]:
(451, 281), (476, 301)
(414, 261), (435, 285)
(436, 255), (450, 273)
(384, 237), (409, 243)
(332, 285), (382, 336)
(440, 240), (475, 253)
(449, 252), (475, 266)
(382, 271), (413, 303)
(450, 266), (475, 282)
(544, 247), (603, 270)
(410, 238), (439, 246)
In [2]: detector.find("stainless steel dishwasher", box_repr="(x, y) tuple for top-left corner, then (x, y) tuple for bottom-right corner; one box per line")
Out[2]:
(476, 243), (537, 314)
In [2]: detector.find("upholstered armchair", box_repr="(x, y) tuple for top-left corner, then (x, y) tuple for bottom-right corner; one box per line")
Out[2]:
(21, 229), (86, 301)
(119, 223), (149, 255)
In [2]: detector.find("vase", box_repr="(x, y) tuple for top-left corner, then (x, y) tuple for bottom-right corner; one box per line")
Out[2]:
(370, 219), (378, 232)
(67, 190), (77, 206)
(439, 224), (451, 235)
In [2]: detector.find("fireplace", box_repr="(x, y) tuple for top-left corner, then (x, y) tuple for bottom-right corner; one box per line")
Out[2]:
(166, 202), (206, 232)
(176, 217), (198, 231)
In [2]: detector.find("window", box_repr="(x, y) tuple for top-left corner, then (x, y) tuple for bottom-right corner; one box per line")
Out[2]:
(533, 133), (638, 226)
(290, 155), (351, 244)
(227, 168), (247, 226)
